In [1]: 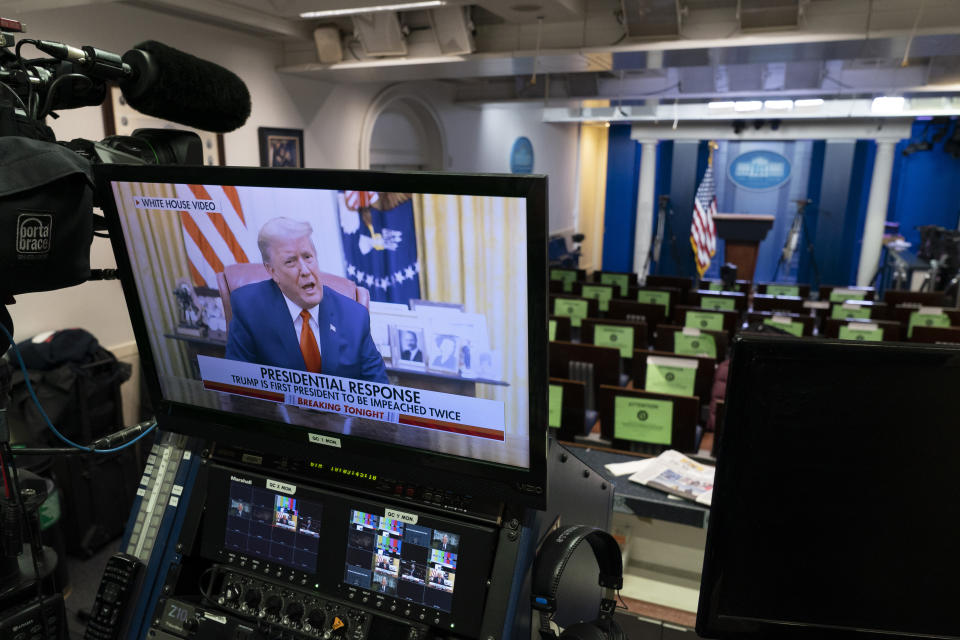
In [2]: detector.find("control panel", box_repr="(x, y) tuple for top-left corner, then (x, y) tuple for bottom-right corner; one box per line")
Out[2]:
(212, 566), (378, 639)
(213, 446), (499, 520)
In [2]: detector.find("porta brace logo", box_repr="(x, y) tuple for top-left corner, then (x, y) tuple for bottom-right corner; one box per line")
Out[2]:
(17, 212), (53, 257)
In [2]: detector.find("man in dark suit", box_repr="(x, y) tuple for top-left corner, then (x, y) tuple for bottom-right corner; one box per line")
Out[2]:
(400, 330), (423, 362)
(225, 217), (388, 383)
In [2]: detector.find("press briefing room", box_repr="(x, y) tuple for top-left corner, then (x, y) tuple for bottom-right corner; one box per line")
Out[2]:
(1, 1), (958, 639)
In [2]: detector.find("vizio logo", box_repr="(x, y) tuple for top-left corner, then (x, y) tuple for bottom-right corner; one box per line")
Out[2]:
(17, 212), (53, 256)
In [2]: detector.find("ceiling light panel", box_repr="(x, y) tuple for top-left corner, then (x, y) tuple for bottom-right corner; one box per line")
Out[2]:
(300, 1), (445, 19)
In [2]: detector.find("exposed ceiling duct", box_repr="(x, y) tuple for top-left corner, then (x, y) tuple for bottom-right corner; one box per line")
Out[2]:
(737, 0), (800, 31)
(44, 0), (960, 102)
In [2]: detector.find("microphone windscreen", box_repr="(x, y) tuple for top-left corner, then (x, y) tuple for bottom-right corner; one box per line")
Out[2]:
(120, 41), (251, 133)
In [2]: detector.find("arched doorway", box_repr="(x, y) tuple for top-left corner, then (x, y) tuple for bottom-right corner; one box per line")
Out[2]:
(359, 86), (446, 171)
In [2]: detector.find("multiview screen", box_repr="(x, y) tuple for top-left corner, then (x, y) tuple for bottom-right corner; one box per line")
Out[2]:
(343, 509), (459, 612)
(107, 180), (531, 470)
(223, 476), (323, 572)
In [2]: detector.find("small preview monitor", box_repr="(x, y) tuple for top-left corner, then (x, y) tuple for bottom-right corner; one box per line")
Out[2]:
(97, 165), (548, 508)
(698, 335), (960, 640)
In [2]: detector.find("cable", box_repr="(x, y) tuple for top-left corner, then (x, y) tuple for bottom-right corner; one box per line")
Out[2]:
(530, 16), (543, 85)
(902, 0), (926, 67)
(0, 322), (157, 453)
(38, 72), (93, 119)
(822, 74), (855, 90)
(14, 38), (39, 59)
(198, 566), (215, 603)
(3, 441), (52, 639)
(0, 79), (28, 111)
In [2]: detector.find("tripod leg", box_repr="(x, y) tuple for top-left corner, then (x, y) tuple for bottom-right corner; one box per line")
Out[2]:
(800, 212), (821, 289)
(667, 208), (682, 276)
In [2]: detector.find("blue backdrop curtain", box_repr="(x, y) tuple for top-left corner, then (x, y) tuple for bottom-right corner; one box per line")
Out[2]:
(601, 125), (642, 272)
(887, 120), (960, 249)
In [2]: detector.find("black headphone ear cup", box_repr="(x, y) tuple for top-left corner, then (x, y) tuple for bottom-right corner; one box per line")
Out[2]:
(559, 622), (609, 640)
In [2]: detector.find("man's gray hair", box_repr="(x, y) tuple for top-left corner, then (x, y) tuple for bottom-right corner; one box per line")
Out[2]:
(258, 217), (313, 264)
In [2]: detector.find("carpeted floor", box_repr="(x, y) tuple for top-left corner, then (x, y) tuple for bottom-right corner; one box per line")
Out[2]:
(62, 537), (123, 639)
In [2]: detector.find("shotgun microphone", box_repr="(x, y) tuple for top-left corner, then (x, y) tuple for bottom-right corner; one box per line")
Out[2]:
(120, 40), (251, 133)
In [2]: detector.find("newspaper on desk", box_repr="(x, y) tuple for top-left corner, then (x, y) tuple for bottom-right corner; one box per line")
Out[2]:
(622, 450), (715, 506)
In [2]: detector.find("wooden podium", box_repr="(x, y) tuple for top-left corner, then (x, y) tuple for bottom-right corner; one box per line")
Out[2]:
(713, 214), (775, 282)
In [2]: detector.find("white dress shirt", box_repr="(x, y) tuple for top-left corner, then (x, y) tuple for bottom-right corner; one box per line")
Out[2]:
(283, 295), (322, 356)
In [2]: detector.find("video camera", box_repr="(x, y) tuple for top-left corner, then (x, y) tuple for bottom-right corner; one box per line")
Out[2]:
(0, 16), (251, 354)
(916, 225), (960, 303)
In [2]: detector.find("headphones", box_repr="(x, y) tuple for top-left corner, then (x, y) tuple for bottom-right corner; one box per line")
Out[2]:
(530, 525), (626, 640)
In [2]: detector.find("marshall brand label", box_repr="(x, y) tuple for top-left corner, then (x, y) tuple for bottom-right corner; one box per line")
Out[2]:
(16, 211), (53, 257)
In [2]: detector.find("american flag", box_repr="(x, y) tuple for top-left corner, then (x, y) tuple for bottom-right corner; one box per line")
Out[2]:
(690, 162), (718, 276)
(344, 190), (378, 209)
(176, 184), (251, 288)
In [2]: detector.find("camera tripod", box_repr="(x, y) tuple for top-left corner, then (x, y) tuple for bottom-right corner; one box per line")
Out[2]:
(645, 195), (683, 278)
(772, 199), (820, 288)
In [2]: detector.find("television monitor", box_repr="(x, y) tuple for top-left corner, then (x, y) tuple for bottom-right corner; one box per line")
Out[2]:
(201, 463), (497, 634)
(698, 335), (960, 640)
(96, 165), (548, 508)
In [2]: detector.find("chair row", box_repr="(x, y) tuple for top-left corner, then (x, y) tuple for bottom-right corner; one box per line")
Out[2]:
(549, 377), (701, 455)
(552, 267), (954, 308)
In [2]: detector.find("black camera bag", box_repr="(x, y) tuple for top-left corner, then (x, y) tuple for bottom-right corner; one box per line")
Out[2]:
(0, 135), (94, 295)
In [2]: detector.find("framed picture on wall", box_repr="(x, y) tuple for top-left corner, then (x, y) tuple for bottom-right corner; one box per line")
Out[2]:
(102, 86), (225, 165)
(259, 127), (304, 168)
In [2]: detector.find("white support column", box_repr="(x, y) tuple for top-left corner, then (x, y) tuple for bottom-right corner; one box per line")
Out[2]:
(856, 139), (898, 286)
(632, 140), (659, 280)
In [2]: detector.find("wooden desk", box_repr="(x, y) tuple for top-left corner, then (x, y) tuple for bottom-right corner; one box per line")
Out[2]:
(165, 332), (226, 378)
(689, 289), (748, 314)
(645, 275), (693, 294)
(756, 282), (812, 298)
(654, 325), (729, 362)
(745, 311), (815, 337)
(751, 293), (806, 314)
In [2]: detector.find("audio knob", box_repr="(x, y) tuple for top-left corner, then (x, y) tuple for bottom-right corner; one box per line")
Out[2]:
(305, 608), (325, 632)
(243, 588), (261, 609)
(264, 594), (283, 617)
(325, 614), (350, 639)
(224, 583), (243, 603)
(285, 601), (304, 624)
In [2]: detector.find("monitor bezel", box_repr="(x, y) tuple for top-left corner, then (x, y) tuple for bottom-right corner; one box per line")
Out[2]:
(95, 164), (549, 510)
(697, 334), (960, 640)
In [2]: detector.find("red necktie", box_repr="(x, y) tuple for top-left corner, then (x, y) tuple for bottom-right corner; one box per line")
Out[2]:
(299, 310), (322, 373)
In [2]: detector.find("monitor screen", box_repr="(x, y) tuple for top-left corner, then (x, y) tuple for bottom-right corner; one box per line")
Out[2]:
(199, 464), (498, 635)
(97, 166), (547, 507)
(698, 336), (960, 640)
(224, 475), (323, 572)
(343, 509), (460, 612)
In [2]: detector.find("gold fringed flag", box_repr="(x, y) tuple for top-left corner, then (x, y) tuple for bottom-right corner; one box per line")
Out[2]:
(690, 144), (718, 276)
